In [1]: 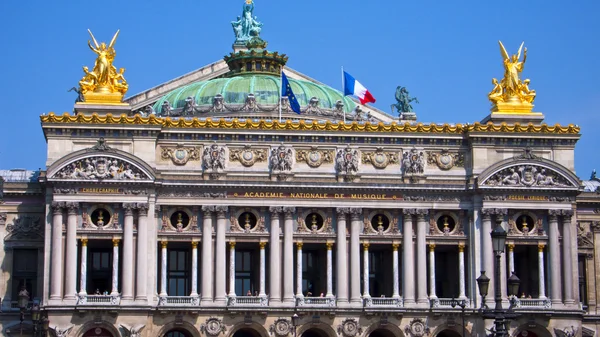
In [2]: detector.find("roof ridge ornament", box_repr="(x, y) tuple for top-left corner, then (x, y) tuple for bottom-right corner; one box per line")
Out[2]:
(88, 137), (114, 152)
(513, 147), (539, 160)
(231, 0), (263, 47)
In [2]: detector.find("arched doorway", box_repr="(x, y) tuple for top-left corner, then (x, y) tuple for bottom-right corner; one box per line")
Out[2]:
(436, 329), (461, 337)
(164, 330), (193, 337)
(232, 328), (262, 337)
(83, 328), (115, 337)
(301, 328), (329, 337)
(369, 329), (396, 337)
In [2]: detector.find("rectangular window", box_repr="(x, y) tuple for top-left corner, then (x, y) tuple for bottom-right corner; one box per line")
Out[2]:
(13, 249), (38, 300)
(168, 250), (190, 296)
(369, 251), (385, 297)
(302, 250), (322, 296)
(236, 251), (254, 296)
(578, 254), (588, 308)
(88, 249), (112, 294)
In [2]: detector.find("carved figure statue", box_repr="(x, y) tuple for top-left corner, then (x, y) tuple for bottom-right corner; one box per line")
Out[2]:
(336, 147), (359, 175)
(231, 0), (263, 43)
(203, 144), (226, 171)
(402, 148), (425, 175)
(520, 78), (536, 103)
(51, 326), (73, 337)
(121, 324), (146, 337)
(488, 78), (504, 103)
(79, 30), (128, 96)
(393, 86), (419, 114)
(270, 145), (293, 172)
(489, 41), (536, 105)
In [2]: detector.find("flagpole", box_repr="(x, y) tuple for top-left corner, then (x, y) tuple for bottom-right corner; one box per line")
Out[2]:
(341, 66), (346, 124)
(279, 66), (283, 123)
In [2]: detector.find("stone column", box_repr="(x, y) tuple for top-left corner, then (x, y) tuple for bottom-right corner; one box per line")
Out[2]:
(416, 210), (428, 305)
(548, 210), (562, 304)
(159, 241), (168, 297)
(79, 238), (88, 296)
(191, 241), (199, 297)
(296, 242), (304, 298)
(458, 243), (466, 299)
(201, 206), (214, 305)
(214, 206), (228, 305)
(507, 244), (515, 275)
(538, 244), (546, 299)
(429, 244), (436, 300)
(403, 209), (416, 305)
(136, 204), (149, 301)
(562, 210), (575, 304)
(122, 204), (134, 300)
(326, 242), (334, 297)
(349, 208), (362, 306)
(363, 243), (370, 299)
(269, 207), (282, 304)
(480, 209), (494, 307)
(229, 242), (236, 297)
(50, 202), (64, 300)
(282, 207), (296, 305)
(111, 239), (120, 295)
(392, 243), (401, 299)
(336, 208), (349, 305)
(64, 202), (79, 300)
(259, 242), (267, 297)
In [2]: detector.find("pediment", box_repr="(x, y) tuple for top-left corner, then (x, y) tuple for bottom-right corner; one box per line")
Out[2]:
(478, 158), (580, 189)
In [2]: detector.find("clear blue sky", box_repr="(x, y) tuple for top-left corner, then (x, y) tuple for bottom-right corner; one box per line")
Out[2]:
(1, 1), (598, 179)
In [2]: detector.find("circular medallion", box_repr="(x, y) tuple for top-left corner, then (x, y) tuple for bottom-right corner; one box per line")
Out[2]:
(273, 319), (291, 336)
(436, 153), (454, 170)
(341, 320), (360, 337)
(306, 151), (323, 168)
(239, 150), (255, 167)
(204, 318), (223, 336)
(175, 149), (186, 160)
(371, 153), (389, 169)
(411, 321), (425, 337)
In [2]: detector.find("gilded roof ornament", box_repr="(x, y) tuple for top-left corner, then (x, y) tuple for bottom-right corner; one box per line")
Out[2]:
(78, 29), (128, 104)
(488, 41), (536, 113)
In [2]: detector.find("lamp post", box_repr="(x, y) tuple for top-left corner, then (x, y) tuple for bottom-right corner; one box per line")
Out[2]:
(291, 313), (299, 337)
(31, 303), (40, 337)
(477, 221), (521, 337)
(17, 286), (30, 335)
(450, 298), (467, 337)
(41, 314), (50, 337)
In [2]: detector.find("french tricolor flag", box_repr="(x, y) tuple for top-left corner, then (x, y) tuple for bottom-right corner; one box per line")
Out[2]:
(343, 71), (376, 105)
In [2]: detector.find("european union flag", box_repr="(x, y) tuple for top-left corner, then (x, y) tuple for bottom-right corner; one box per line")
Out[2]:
(281, 71), (301, 114)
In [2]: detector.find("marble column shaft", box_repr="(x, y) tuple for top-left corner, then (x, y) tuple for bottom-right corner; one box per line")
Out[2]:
(64, 202), (79, 300)
(458, 244), (466, 299)
(201, 207), (214, 303)
(349, 208), (362, 305)
(215, 207), (228, 304)
(269, 208), (281, 303)
(282, 207), (295, 305)
(403, 210), (415, 305)
(296, 242), (303, 297)
(191, 241), (199, 296)
(481, 211), (494, 306)
(136, 204), (149, 301)
(428, 244), (436, 299)
(326, 243), (334, 297)
(416, 211), (428, 304)
(79, 239), (88, 295)
(548, 211), (562, 304)
(363, 243), (370, 298)
(111, 239), (120, 295)
(562, 211), (575, 304)
(229, 242), (236, 296)
(259, 242), (267, 296)
(160, 241), (167, 296)
(122, 204), (134, 300)
(538, 244), (546, 299)
(50, 202), (64, 300)
(336, 208), (348, 304)
(508, 244), (515, 275)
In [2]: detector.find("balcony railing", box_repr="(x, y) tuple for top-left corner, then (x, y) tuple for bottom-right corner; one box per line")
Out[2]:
(297, 296), (336, 307)
(77, 294), (121, 305)
(227, 295), (268, 307)
(365, 297), (403, 307)
(511, 297), (551, 309)
(430, 298), (470, 308)
(158, 296), (199, 306)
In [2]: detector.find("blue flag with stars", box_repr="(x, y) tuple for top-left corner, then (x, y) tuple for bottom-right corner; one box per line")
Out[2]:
(281, 71), (301, 114)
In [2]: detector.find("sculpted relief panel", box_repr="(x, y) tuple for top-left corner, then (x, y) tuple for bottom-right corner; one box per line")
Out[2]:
(481, 164), (574, 187)
(53, 156), (150, 181)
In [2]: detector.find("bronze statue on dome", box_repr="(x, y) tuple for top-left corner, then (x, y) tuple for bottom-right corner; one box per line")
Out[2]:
(393, 86), (419, 115)
(231, 0), (263, 43)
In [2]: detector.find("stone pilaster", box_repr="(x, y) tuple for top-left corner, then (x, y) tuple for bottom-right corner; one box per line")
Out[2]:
(201, 205), (215, 305)
(403, 208), (416, 305)
(282, 206), (296, 306)
(268, 206), (282, 304)
(136, 203), (149, 302)
(214, 206), (228, 306)
(64, 202), (79, 300)
(349, 207), (362, 306)
(122, 203), (134, 301)
(50, 201), (65, 300)
(548, 210), (562, 304)
(562, 209), (575, 304)
(336, 207), (349, 305)
(416, 209), (428, 305)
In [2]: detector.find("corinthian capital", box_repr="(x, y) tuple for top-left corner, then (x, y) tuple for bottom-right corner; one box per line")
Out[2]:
(403, 208), (417, 215)
(201, 205), (215, 215)
(269, 206), (283, 215)
(123, 203), (135, 216)
(51, 201), (65, 214)
(137, 203), (149, 216)
(336, 207), (350, 215)
(560, 209), (574, 219)
(66, 202), (79, 214)
(416, 209), (429, 217)
(548, 209), (560, 220)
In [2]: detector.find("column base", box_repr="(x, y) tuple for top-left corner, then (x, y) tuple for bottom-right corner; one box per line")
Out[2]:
(200, 299), (214, 306)
(213, 297), (227, 306)
(281, 298), (296, 307)
(403, 298), (416, 306)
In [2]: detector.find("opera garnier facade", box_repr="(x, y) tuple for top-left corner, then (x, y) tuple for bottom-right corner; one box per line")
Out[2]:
(2, 2), (600, 337)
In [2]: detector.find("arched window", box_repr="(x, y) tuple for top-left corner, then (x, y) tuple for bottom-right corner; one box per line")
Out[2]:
(164, 330), (192, 337)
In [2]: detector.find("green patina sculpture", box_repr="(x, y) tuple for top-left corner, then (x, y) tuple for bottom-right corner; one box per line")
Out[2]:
(231, 0), (263, 44)
(394, 86), (419, 114)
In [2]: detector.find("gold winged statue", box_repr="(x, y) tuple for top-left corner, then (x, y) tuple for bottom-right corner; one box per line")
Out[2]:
(79, 29), (128, 104)
(488, 41), (536, 112)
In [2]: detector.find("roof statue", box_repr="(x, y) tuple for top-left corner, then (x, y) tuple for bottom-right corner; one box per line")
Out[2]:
(488, 41), (536, 113)
(393, 86), (419, 120)
(78, 29), (128, 104)
(231, 0), (263, 45)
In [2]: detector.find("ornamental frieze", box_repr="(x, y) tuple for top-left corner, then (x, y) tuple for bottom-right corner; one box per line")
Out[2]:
(203, 143), (227, 171)
(427, 149), (464, 170)
(5, 215), (42, 240)
(270, 145), (294, 172)
(229, 145), (267, 167)
(53, 156), (150, 181)
(296, 147), (333, 168)
(200, 317), (226, 336)
(402, 148), (425, 175)
(336, 147), (359, 181)
(481, 164), (573, 187)
(160, 144), (200, 165)
(362, 148), (398, 169)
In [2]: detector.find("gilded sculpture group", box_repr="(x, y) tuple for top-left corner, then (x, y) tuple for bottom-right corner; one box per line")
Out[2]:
(488, 41), (536, 107)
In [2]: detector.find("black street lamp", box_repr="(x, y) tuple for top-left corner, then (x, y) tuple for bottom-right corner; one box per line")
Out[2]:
(450, 298), (467, 337)
(291, 313), (299, 337)
(476, 271), (490, 309)
(41, 314), (50, 337)
(17, 286), (30, 335)
(31, 303), (40, 337)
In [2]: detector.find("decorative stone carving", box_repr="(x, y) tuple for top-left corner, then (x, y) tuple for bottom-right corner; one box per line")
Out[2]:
(404, 318), (430, 337)
(336, 147), (359, 178)
(88, 137), (113, 152)
(230, 145), (267, 167)
(362, 148), (399, 169)
(159, 190), (226, 198)
(296, 147), (333, 168)
(53, 157), (149, 180)
(270, 318), (291, 337)
(50, 326), (73, 337)
(203, 143), (227, 172)
(120, 324), (145, 337)
(402, 148), (425, 175)
(0, 212), (6, 226)
(211, 94), (225, 112)
(427, 149), (464, 170)
(200, 317), (226, 336)
(338, 318), (362, 337)
(514, 147), (539, 160)
(578, 222), (594, 248)
(482, 164), (572, 187)
(161, 145), (200, 165)
(554, 327), (578, 337)
(242, 94), (258, 112)
(270, 145), (294, 172)
(5, 216), (42, 240)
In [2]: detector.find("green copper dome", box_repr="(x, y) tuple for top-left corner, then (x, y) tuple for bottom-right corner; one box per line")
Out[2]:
(152, 74), (356, 113)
